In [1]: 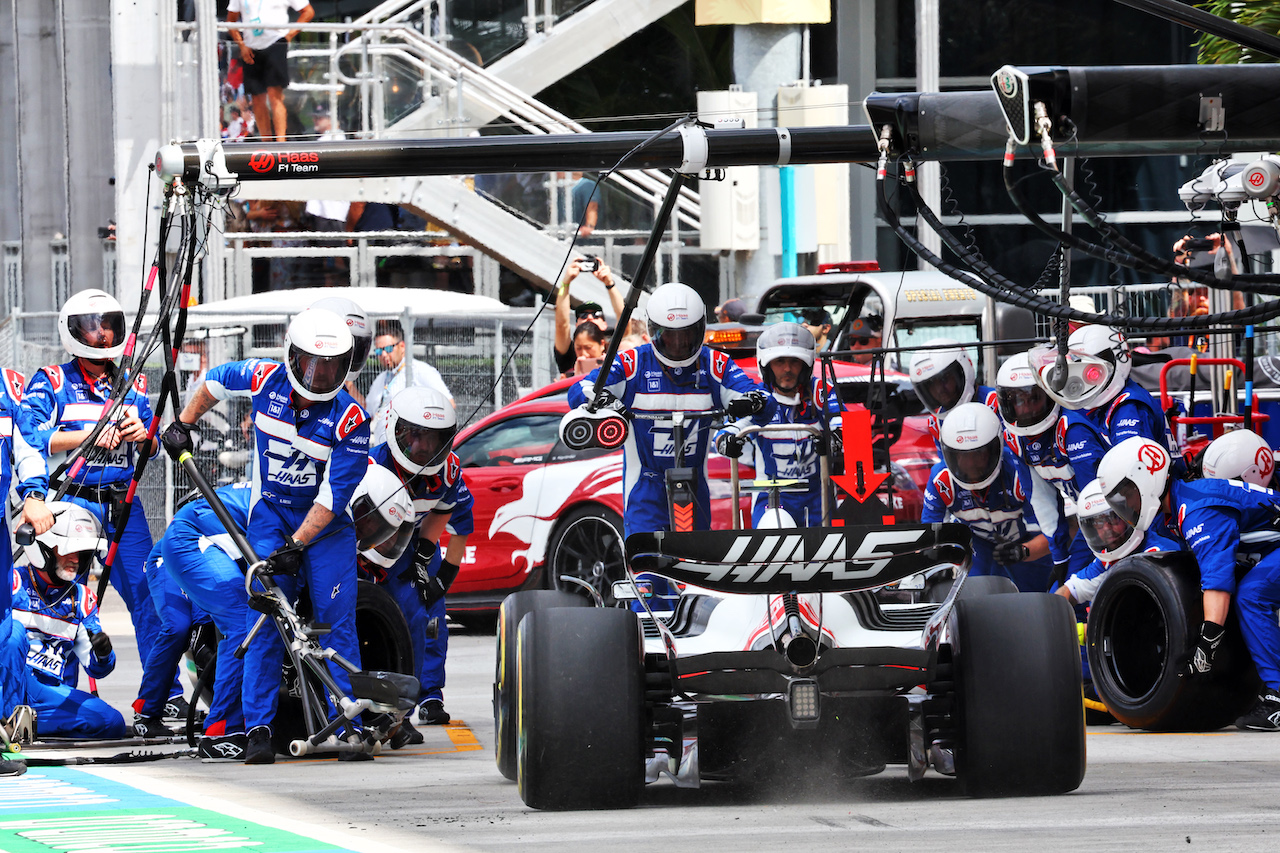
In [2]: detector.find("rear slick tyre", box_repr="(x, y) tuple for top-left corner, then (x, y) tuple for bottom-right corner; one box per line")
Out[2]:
(1086, 552), (1258, 731)
(493, 590), (589, 781)
(517, 607), (644, 810)
(951, 592), (1086, 797)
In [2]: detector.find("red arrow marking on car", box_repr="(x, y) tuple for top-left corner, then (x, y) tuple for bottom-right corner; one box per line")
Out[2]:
(830, 409), (891, 503)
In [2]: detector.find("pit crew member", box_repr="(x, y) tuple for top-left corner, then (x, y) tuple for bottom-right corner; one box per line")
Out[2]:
(166, 307), (370, 764)
(12, 502), (126, 739)
(14, 289), (173, 705)
(908, 338), (997, 450)
(1097, 436), (1280, 731)
(369, 387), (473, 726)
(714, 322), (839, 527)
(567, 281), (774, 537)
(921, 402), (1054, 591)
(1201, 428), (1277, 489)
(159, 483), (255, 761)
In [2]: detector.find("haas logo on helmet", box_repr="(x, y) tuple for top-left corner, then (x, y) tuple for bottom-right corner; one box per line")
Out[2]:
(1137, 443), (1166, 474)
(1259, 447), (1275, 479)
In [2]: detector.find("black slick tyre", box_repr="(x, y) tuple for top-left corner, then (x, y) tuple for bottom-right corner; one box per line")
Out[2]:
(1086, 552), (1258, 731)
(494, 590), (589, 781)
(951, 592), (1085, 797)
(516, 607), (644, 810)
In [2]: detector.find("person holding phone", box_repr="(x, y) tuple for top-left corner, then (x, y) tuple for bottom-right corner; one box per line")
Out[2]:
(553, 257), (623, 377)
(570, 323), (609, 377)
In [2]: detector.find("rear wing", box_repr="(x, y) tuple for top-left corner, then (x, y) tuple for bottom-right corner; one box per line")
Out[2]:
(626, 523), (969, 595)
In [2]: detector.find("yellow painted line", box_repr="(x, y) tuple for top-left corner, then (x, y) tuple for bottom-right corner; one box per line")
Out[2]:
(443, 720), (483, 752)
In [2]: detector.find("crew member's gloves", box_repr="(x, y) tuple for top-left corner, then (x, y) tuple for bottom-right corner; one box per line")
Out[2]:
(590, 390), (629, 417)
(817, 429), (843, 460)
(1183, 620), (1225, 677)
(90, 631), (112, 657)
(264, 537), (306, 576)
(1265, 501), (1280, 532)
(715, 430), (745, 459)
(726, 390), (768, 419)
(992, 540), (1029, 565)
(399, 540), (460, 609)
(160, 420), (196, 460)
(1048, 559), (1072, 591)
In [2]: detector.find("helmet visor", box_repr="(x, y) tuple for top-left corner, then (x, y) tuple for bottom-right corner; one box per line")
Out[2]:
(351, 493), (401, 551)
(68, 311), (125, 352)
(1105, 477), (1145, 527)
(372, 517), (416, 564)
(394, 420), (456, 469)
(349, 334), (372, 371)
(1080, 506), (1136, 555)
(649, 318), (706, 364)
(287, 345), (351, 398)
(941, 436), (1002, 487)
(997, 384), (1056, 430)
(916, 361), (967, 413)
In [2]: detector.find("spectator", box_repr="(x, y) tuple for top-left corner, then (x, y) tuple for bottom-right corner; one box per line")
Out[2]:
(226, 0), (314, 142)
(799, 308), (833, 351)
(365, 320), (454, 446)
(569, 322), (609, 377)
(553, 257), (623, 376)
(846, 316), (882, 366)
(570, 172), (601, 236)
(715, 298), (747, 324)
(224, 105), (248, 140)
(617, 317), (650, 352)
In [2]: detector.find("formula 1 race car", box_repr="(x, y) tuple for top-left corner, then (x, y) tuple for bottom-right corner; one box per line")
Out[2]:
(493, 515), (1087, 809)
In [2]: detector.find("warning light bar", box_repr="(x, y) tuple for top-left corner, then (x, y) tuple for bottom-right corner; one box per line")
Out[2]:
(706, 328), (747, 345)
(817, 261), (880, 274)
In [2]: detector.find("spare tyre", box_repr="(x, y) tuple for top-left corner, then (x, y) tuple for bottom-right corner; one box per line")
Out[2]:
(1086, 551), (1258, 731)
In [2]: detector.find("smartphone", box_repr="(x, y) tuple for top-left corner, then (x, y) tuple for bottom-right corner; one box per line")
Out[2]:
(578, 255), (598, 272)
(1183, 237), (1215, 251)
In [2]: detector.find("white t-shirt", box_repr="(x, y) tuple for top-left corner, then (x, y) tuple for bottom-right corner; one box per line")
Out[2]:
(304, 129), (351, 223)
(228, 0), (310, 51)
(367, 358), (454, 446)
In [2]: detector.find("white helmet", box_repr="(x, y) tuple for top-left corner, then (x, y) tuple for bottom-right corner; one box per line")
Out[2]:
(909, 339), (976, 417)
(25, 502), (105, 586)
(1077, 478), (1143, 562)
(350, 464), (416, 567)
(939, 402), (1004, 490)
(646, 282), (707, 368)
(387, 386), (457, 475)
(309, 296), (371, 383)
(1096, 435), (1172, 535)
(1202, 429), (1275, 487)
(284, 308), (354, 402)
(1027, 325), (1131, 410)
(60, 289), (126, 361)
(757, 322), (815, 401)
(996, 351), (1060, 437)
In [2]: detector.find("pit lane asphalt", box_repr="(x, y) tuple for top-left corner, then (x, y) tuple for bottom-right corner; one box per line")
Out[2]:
(18, 596), (1280, 853)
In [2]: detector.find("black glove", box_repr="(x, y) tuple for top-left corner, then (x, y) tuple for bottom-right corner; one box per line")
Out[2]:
(817, 429), (843, 459)
(726, 390), (768, 419)
(992, 541), (1029, 565)
(90, 631), (112, 657)
(1183, 620), (1225, 677)
(715, 431), (745, 459)
(264, 537), (305, 576)
(1049, 559), (1071, 590)
(591, 390), (629, 417)
(160, 420), (196, 460)
(400, 540), (442, 608)
(1265, 501), (1280, 532)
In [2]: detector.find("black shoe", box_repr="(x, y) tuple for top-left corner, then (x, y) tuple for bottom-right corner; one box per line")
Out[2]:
(163, 696), (191, 720)
(244, 726), (275, 764)
(1236, 691), (1280, 731)
(390, 718), (425, 749)
(0, 758), (25, 777)
(133, 715), (176, 738)
(418, 699), (450, 725)
(198, 733), (248, 762)
(338, 749), (373, 762)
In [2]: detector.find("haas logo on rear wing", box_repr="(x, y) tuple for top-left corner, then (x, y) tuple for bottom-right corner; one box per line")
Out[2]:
(627, 523), (969, 595)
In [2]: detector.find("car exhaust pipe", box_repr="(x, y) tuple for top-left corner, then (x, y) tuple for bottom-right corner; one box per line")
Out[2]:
(782, 631), (819, 669)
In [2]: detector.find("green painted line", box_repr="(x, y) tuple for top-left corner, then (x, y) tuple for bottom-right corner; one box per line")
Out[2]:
(0, 768), (366, 853)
